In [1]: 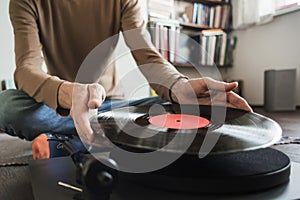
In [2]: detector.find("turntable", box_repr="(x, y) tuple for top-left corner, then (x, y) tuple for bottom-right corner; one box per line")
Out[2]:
(30, 104), (292, 200)
(92, 104), (290, 193)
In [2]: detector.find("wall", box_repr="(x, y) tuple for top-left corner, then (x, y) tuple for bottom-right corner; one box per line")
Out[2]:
(0, 0), (15, 82)
(223, 10), (300, 106)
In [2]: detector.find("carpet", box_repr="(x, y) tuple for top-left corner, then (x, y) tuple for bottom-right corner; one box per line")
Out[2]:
(0, 133), (34, 200)
(0, 133), (32, 165)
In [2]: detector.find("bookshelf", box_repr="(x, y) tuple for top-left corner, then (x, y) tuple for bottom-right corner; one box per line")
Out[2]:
(147, 0), (235, 69)
(179, 22), (210, 30)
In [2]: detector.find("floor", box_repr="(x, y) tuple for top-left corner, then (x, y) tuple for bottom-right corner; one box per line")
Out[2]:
(253, 106), (300, 163)
(253, 106), (300, 138)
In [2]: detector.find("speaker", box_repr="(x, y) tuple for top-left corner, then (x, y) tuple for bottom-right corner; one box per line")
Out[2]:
(264, 69), (296, 111)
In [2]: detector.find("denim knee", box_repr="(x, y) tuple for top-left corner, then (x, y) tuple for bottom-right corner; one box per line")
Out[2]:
(0, 89), (77, 140)
(0, 90), (23, 127)
(0, 89), (44, 140)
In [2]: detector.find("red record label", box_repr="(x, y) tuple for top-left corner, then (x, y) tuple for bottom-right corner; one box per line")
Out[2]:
(148, 114), (210, 129)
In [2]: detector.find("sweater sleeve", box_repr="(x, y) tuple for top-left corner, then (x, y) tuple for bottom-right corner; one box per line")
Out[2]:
(9, 0), (64, 111)
(120, 0), (188, 101)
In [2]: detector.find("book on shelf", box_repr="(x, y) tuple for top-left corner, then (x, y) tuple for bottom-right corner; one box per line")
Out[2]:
(184, 3), (196, 24)
(204, 29), (236, 67)
(184, 2), (231, 30)
(163, 26), (169, 61)
(175, 30), (197, 64)
(147, 0), (175, 20)
(148, 21), (236, 67)
(148, 19), (181, 63)
(224, 35), (237, 66)
(207, 35), (217, 66)
(200, 35), (207, 65)
(168, 25), (177, 63)
(174, 29), (236, 67)
(147, 0), (234, 68)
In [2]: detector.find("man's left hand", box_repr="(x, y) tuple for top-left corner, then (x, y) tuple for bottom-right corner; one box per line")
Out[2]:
(170, 77), (252, 112)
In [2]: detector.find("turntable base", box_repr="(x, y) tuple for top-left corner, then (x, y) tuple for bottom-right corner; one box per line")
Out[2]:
(30, 148), (292, 200)
(119, 148), (291, 194)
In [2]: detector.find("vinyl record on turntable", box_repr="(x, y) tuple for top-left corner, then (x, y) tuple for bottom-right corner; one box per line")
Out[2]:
(92, 104), (282, 155)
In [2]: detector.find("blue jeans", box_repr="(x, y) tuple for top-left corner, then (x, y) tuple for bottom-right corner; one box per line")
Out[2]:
(0, 89), (166, 156)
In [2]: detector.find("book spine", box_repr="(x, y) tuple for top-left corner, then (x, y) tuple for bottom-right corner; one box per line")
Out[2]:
(168, 25), (176, 63)
(207, 36), (216, 66)
(219, 32), (227, 66)
(209, 7), (215, 28)
(201, 36), (207, 65)
(192, 3), (198, 24)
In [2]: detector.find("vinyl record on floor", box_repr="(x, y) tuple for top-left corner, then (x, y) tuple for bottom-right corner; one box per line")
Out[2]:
(91, 104), (282, 155)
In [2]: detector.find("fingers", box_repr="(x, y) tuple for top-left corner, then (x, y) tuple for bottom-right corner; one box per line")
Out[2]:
(197, 77), (252, 111)
(71, 83), (106, 144)
(227, 91), (253, 112)
(88, 83), (106, 109)
(224, 82), (238, 92)
(74, 112), (95, 143)
(210, 90), (252, 112)
(179, 77), (252, 112)
(203, 77), (238, 92)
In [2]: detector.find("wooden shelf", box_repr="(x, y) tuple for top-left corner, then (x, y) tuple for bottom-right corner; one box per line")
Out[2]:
(180, 22), (232, 32)
(177, 0), (230, 6)
(172, 62), (232, 68)
(179, 22), (210, 30)
(172, 62), (195, 67)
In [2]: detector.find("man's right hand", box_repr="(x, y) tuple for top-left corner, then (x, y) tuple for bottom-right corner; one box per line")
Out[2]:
(58, 82), (106, 143)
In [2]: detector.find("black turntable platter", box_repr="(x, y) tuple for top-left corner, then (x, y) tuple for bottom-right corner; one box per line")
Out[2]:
(117, 147), (291, 194)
